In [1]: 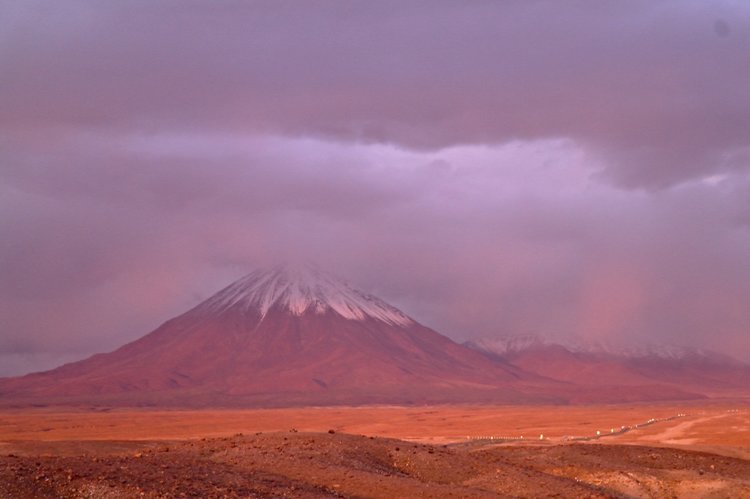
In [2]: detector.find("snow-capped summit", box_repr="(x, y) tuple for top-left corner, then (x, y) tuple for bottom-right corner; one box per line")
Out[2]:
(200, 263), (414, 326)
(0, 262), (532, 407)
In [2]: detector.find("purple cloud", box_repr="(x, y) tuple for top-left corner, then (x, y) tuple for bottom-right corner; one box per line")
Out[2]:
(3, 1), (749, 187)
(1, 2), (749, 375)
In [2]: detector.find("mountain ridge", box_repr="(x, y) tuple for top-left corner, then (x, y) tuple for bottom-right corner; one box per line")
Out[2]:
(466, 334), (750, 396)
(0, 265), (544, 406)
(0, 265), (729, 407)
(465, 334), (746, 363)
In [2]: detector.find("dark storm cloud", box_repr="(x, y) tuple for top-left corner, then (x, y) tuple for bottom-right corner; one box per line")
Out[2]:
(1, 2), (750, 375)
(2, 0), (749, 188)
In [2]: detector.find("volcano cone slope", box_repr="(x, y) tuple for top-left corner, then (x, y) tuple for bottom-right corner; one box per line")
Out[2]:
(2, 265), (561, 407)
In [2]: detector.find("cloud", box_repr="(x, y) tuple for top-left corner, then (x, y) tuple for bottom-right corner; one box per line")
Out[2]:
(2, 133), (750, 374)
(1, 2), (750, 375)
(2, 1), (749, 188)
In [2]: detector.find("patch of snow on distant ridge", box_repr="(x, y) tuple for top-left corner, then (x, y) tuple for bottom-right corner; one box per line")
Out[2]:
(467, 335), (721, 361)
(202, 264), (413, 326)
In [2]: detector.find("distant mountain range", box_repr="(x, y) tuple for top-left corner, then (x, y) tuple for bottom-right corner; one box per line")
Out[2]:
(1, 264), (746, 407)
(465, 335), (750, 397)
(465, 334), (741, 361)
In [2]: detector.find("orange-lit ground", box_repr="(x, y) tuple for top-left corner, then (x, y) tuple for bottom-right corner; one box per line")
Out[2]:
(1, 403), (748, 446)
(2, 402), (750, 497)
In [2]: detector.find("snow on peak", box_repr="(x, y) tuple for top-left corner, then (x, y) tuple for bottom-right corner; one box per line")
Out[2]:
(202, 263), (414, 326)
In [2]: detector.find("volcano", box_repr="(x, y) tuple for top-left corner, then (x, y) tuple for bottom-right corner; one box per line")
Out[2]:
(0, 264), (564, 407)
(1, 264), (710, 407)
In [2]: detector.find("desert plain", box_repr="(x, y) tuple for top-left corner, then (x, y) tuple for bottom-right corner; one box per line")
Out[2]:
(2, 400), (750, 498)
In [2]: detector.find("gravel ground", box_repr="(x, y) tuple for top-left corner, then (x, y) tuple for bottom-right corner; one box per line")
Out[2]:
(2, 432), (749, 498)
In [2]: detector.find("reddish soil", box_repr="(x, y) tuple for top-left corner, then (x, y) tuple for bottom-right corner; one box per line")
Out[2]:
(2, 403), (750, 497)
(2, 403), (748, 448)
(3, 432), (750, 498)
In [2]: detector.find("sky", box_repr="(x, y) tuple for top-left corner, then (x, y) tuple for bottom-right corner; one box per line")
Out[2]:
(2, 1), (750, 376)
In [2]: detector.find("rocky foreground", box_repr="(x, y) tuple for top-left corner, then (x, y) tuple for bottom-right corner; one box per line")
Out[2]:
(2, 431), (750, 498)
